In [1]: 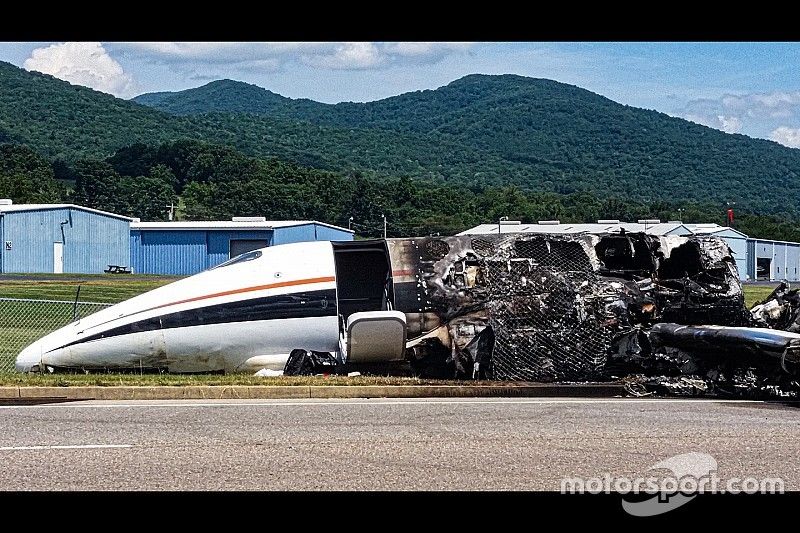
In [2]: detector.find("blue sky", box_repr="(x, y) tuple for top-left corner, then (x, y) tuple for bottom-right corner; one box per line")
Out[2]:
(2, 41), (800, 147)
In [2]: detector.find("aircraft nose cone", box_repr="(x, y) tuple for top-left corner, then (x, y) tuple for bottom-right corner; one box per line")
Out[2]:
(15, 342), (42, 372)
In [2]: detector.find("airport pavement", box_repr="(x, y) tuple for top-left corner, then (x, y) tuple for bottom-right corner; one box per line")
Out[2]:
(0, 397), (797, 490)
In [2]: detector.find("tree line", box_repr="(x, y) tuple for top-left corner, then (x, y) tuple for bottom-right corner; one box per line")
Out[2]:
(2, 141), (799, 243)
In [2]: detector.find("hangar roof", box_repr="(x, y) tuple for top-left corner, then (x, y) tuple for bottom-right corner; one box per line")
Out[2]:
(0, 203), (133, 221)
(458, 221), (690, 236)
(458, 220), (749, 239)
(130, 220), (354, 233)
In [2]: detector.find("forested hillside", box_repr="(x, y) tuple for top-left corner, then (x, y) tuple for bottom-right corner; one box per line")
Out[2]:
(2, 60), (800, 239)
(135, 74), (800, 216)
(2, 139), (798, 242)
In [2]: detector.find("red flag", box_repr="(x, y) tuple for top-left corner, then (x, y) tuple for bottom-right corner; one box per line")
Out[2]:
(727, 208), (734, 225)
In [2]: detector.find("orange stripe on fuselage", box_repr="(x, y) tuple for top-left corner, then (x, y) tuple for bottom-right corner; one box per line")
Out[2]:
(152, 276), (336, 312)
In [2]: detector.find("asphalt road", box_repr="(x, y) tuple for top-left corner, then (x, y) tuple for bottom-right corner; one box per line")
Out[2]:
(0, 398), (797, 490)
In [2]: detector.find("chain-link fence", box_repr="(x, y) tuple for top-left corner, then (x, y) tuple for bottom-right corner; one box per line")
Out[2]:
(0, 298), (112, 373)
(482, 235), (613, 382)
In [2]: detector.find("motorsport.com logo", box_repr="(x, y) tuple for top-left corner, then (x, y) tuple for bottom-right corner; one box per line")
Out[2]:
(561, 452), (784, 516)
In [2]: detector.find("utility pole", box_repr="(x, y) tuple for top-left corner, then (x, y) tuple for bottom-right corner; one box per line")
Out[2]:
(165, 202), (175, 221)
(382, 214), (387, 238)
(498, 216), (508, 234)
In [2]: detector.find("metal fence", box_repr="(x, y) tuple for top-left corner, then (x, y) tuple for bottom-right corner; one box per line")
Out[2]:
(483, 235), (611, 382)
(0, 298), (112, 373)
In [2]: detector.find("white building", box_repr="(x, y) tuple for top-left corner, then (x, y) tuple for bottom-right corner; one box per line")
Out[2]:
(458, 219), (753, 280)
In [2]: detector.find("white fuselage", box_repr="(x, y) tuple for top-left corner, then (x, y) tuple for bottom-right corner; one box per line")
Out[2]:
(15, 241), (340, 373)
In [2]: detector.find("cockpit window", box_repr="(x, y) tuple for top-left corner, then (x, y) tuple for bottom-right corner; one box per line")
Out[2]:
(209, 250), (263, 270)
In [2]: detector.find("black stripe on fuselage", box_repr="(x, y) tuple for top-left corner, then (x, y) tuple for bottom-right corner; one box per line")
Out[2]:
(48, 289), (337, 353)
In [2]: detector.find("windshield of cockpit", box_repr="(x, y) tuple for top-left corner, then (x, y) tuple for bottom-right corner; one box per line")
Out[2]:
(208, 250), (263, 270)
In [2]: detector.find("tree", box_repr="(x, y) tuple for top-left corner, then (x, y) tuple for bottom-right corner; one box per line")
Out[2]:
(107, 143), (158, 177)
(182, 181), (219, 220)
(0, 144), (62, 203)
(120, 176), (176, 220)
(72, 160), (125, 212)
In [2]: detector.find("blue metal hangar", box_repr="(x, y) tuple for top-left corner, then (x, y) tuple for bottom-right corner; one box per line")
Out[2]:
(130, 217), (354, 275)
(747, 238), (800, 281)
(0, 200), (131, 274)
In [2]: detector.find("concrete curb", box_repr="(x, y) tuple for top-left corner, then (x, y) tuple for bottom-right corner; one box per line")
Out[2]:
(0, 383), (625, 401)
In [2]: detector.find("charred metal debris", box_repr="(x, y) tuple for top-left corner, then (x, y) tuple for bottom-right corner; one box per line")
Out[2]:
(389, 232), (800, 398)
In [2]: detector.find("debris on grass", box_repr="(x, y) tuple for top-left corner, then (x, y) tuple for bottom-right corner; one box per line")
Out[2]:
(254, 368), (284, 377)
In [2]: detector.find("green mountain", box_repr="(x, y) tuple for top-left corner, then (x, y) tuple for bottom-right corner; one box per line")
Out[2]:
(134, 79), (325, 116)
(0, 62), (482, 178)
(4, 61), (800, 217)
(130, 91), (175, 107)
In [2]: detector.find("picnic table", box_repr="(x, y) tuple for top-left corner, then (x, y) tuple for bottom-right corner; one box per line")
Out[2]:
(104, 265), (132, 274)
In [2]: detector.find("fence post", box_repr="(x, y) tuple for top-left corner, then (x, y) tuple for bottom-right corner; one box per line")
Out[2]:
(72, 285), (82, 321)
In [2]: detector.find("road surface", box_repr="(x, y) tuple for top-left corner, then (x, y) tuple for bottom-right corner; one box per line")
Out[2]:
(0, 397), (797, 490)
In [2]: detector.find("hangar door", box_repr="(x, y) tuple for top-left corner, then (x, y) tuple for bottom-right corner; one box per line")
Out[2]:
(53, 242), (63, 274)
(756, 257), (771, 280)
(229, 239), (269, 258)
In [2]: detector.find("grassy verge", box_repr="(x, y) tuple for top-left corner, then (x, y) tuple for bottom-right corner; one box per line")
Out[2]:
(0, 373), (467, 387)
(743, 284), (779, 308)
(0, 273), (179, 303)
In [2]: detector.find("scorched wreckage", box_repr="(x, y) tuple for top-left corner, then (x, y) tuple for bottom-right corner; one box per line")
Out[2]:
(15, 232), (800, 396)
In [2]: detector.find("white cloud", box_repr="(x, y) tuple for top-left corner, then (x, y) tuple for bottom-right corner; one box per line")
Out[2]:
(682, 113), (742, 133)
(771, 126), (800, 148)
(301, 42), (383, 70)
(718, 115), (743, 133)
(382, 42), (471, 62)
(114, 42), (473, 72)
(125, 42), (313, 63)
(24, 42), (136, 98)
(721, 91), (800, 118)
(679, 90), (800, 135)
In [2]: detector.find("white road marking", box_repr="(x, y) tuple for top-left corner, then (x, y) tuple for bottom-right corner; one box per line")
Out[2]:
(0, 444), (132, 451)
(0, 398), (771, 410)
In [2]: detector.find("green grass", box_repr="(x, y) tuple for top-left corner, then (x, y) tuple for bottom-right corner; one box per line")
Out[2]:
(0, 273), (179, 303)
(743, 284), (779, 309)
(0, 373), (462, 387)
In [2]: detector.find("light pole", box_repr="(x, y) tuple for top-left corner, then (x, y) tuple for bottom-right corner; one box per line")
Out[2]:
(348, 216), (353, 231)
(677, 208), (684, 222)
(382, 214), (387, 238)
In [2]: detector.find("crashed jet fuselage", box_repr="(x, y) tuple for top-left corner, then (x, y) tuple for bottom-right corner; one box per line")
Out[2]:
(17, 238), (416, 373)
(14, 232), (777, 380)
